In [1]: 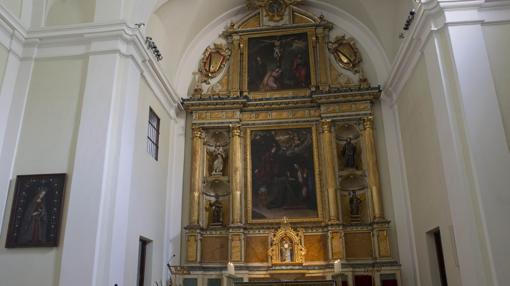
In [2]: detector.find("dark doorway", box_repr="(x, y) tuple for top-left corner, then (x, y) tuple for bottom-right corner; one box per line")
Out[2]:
(138, 238), (150, 286)
(433, 229), (448, 286)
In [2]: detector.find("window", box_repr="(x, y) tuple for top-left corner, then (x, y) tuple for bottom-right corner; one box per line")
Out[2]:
(147, 108), (160, 160)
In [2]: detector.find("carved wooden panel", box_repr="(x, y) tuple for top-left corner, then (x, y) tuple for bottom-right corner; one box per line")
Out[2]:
(344, 232), (373, 259)
(245, 235), (268, 263)
(304, 234), (327, 262)
(330, 231), (343, 259)
(201, 236), (229, 263)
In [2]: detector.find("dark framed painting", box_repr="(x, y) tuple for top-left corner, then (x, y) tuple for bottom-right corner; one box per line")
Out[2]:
(5, 173), (66, 248)
(246, 31), (312, 92)
(246, 125), (322, 223)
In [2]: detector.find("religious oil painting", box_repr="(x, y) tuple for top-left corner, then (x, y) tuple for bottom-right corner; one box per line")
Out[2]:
(247, 126), (322, 222)
(6, 173), (66, 248)
(247, 32), (311, 92)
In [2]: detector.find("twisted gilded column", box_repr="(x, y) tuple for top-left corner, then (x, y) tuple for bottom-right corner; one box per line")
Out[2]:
(362, 117), (385, 221)
(190, 127), (204, 226)
(231, 125), (242, 224)
(321, 120), (339, 223)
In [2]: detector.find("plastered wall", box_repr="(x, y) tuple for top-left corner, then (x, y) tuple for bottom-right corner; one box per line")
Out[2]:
(396, 56), (461, 286)
(483, 23), (510, 151)
(123, 79), (172, 285)
(0, 57), (88, 286)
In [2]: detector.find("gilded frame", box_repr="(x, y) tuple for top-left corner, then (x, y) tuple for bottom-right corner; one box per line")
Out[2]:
(241, 28), (317, 99)
(245, 124), (323, 223)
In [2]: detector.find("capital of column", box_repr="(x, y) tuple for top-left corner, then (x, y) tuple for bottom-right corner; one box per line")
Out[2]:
(320, 120), (332, 133)
(362, 116), (374, 130)
(231, 124), (242, 137)
(192, 127), (204, 139)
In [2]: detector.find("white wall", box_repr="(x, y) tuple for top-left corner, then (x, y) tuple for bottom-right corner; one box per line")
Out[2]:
(0, 57), (88, 286)
(1, 0), (21, 18)
(396, 56), (461, 286)
(0, 45), (9, 83)
(123, 79), (172, 285)
(483, 23), (510, 150)
(46, 0), (95, 26)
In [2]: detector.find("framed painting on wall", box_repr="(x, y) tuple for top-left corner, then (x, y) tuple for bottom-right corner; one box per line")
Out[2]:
(246, 125), (323, 223)
(243, 30), (316, 96)
(5, 173), (66, 248)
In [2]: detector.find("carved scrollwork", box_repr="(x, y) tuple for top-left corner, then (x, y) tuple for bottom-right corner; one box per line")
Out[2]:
(328, 35), (362, 73)
(199, 43), (231, 84)
(247, 0), (303, 22)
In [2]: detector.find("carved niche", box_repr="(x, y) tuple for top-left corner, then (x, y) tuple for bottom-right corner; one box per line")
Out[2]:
(268, 218), (306, 265)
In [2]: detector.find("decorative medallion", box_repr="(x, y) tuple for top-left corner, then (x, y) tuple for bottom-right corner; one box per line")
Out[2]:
(268, 217), (306, 265)
(247, 0), (303, 22)
(328, 36), (362, 72)
(199, 43), (231, 83)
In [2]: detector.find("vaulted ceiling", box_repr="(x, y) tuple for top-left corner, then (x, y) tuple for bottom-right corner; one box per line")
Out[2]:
(147, 0), (416, 88)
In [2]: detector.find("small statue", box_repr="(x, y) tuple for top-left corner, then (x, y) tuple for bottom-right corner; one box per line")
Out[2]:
(341, 137), (356, 169)
(210, 196), (223, 225)
(280, 237), (293, 262)
(212, 144), (225, 175)
(349, 191), (362, 216)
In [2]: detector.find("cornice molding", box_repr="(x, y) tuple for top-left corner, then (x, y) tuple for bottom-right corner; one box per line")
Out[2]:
(384, 0), (510, 105)
(0, 9), (182, 117)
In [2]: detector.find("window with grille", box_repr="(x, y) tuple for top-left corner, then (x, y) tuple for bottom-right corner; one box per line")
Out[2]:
(147, 108), (160, 160)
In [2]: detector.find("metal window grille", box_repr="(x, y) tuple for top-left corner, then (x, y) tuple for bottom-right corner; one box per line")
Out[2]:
(147, 108), (160, 160)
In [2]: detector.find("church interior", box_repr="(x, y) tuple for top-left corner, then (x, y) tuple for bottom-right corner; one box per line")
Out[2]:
(0, 1), (509, 286)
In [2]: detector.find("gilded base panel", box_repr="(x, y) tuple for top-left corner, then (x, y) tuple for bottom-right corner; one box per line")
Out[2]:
(201, 236), (229, 263)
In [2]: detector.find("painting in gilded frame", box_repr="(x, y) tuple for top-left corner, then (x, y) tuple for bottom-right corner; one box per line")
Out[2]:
(5, 173), (66, 248)
(246, 32), (312, 92)
(246, 125), (322, 223)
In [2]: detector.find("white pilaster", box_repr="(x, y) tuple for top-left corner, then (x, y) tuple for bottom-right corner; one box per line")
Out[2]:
(422, 28), (491, 286)
(445, 23), (510, 286)
(379, 97), (420, 286)
(163, 111), (186, 281)
(107, 58), (142, 286)
(0, 50), (35, 233)
(58, 51), (123, 286)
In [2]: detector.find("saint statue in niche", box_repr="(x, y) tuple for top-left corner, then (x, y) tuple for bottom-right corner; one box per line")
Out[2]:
(206, 140), (228, 176)
(209, 196), (223, 225)
(280, 237), (293, 262)
(349, 191), (362, 216)
(341, 137), (356, 169)
(212, 144), (225, 175)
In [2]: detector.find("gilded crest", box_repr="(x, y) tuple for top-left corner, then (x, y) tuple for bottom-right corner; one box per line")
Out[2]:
(328, 36), (362, 72)
(199, 43), (231, 83)
(268, 217), (306, 265)
(247, 0), (303, 22)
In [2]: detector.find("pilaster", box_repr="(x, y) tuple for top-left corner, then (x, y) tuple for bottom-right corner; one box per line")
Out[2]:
(58, 51), (124, 286)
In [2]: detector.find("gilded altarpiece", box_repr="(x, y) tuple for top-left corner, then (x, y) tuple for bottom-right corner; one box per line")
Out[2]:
(181, 2), (400, 286)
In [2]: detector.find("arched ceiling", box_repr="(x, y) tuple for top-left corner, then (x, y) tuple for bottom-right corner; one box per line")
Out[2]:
(146, 0), (415, 95)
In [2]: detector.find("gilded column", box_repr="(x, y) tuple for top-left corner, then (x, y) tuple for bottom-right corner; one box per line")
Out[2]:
(321, 120), (339, 223)
(362, 117), (385, 220)
(231, 125), (242, 224)
(190, 127), (204, 226)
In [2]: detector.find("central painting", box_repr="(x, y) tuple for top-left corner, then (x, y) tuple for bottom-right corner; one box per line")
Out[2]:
(246, 32), (312, 92)
(246, 125), (322, 223)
